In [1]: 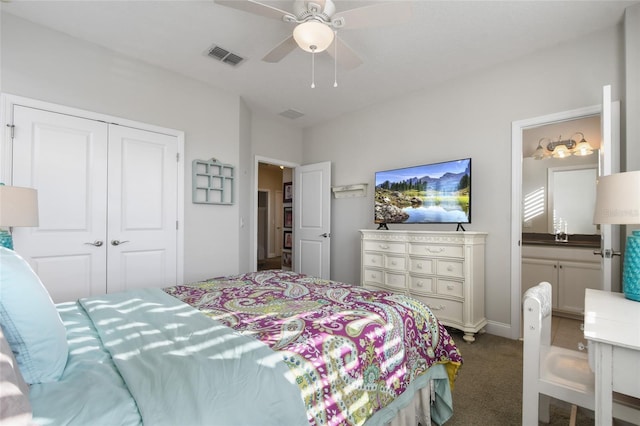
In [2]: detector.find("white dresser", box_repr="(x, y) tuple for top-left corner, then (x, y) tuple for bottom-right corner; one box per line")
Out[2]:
(360, 229), (487, 342)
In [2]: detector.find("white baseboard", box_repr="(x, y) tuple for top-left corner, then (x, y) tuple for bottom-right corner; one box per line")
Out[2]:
(484, 320), (518, 340)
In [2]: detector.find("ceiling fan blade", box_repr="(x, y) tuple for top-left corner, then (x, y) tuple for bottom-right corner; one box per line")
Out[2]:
(326, 37), (362, 70)
(334, 1), (413, 29)
(215, 0), (293, 21)
(262, 36), (298, 63)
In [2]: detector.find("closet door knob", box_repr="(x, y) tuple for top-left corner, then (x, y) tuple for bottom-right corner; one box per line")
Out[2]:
(111, 240), (130, 246)
(84, 240), (103, 247)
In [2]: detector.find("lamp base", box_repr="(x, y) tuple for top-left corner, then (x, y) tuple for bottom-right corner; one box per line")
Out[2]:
(0, 229), (13, 250)
(623, 230), (640, 302)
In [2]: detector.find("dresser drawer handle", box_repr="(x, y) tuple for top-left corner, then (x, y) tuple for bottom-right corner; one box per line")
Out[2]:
(447, 284), (455, 290)
(371, 273), (378, 279)
(427, 247), (445, 253)
(379, 244), (390, 250)
(428, 304), (445, 311)
(416, 263), (423, 269)
(371, 258), (377, 264)
(390, 260), (397, 266)
(416, 281), (424, 287)
(447, 265), (454, 272)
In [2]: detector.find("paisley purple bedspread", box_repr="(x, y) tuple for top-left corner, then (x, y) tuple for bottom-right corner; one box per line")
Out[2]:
(164, 270), (462, 426)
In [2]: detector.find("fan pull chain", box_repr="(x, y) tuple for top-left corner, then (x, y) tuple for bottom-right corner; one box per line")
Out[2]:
(311, 46), (316, 89)
(333, 31), (338, 88)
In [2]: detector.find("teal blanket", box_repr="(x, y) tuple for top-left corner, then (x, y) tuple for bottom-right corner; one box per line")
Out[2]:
(79, 288), (308, 426)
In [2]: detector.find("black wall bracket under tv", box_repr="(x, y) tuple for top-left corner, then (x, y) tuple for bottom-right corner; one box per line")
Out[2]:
(377, 223), (389, 230)
(456, 223), (466, 231)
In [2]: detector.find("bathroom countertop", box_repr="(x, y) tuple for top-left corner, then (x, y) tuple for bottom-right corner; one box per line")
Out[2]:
(521, 233), (600, 249)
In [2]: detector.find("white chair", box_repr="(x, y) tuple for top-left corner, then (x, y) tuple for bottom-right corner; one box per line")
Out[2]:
(522, 281), (639, 426)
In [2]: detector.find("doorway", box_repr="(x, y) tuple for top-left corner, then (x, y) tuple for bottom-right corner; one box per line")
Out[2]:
(511, 104), (604, 339)
(257, 190), (269, 266)
(256, 160), (294, 271)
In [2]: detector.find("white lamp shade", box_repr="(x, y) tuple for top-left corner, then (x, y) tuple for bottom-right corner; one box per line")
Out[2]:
(293, 21), (335, 53)
(532, 141), (547, 160)
(593, 171), (640, 224)
(0, 186), (39, 227)
(573, 140), (594, 156)
(551, 144), (570, 158)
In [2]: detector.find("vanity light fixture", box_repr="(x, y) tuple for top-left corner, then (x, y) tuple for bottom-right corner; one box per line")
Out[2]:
(572, 133), (594, 156)
(531, 132), (595, 160)
(532, 138), (550, 160)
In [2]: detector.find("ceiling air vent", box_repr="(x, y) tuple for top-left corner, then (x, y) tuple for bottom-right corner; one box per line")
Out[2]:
(207, 45), (244, 67)
(279, 109), (305, 119)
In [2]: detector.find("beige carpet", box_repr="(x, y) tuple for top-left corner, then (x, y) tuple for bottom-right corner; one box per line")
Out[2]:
(443, 328), (595, 426)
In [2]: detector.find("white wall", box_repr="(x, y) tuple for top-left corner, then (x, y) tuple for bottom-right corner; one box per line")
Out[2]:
(0, 13), (299, 282)
(626, 4), (640, 172)
(251, 111), (303, 162)
(302, 25), (627, 334)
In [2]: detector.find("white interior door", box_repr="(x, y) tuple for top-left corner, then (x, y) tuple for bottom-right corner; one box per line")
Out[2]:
(106, 125), (178, 294)
(294, 161), (331, 279)
(11, 105), (109, 303)
(598, 85), (622, 292)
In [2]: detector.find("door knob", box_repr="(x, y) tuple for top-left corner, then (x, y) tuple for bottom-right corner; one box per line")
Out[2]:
(319, 233), (331, 238)
(593, 249), (621, 258)
(84, 240), (103, 247)
(111, 240), (130, 246)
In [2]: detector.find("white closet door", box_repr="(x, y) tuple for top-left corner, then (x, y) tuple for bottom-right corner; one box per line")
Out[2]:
(106, 125), (178, 293)
(12, 105), (109, 303)
(11, 104), (180, 302)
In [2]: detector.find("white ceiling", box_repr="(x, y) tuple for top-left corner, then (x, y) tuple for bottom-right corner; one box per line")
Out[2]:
(2, 0), (638, 128)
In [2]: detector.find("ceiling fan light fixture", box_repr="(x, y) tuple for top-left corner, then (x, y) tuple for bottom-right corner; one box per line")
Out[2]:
(293, 21), (335, 53)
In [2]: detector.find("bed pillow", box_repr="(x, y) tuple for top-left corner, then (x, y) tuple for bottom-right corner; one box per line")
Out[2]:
(0, 247), (68, 384)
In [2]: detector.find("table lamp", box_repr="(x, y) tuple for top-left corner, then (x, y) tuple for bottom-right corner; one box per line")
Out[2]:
(593, 171), (640, 301)
(0, 184), (39, 250)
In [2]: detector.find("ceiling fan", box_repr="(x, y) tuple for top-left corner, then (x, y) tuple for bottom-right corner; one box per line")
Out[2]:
(215, 0), (413, 70)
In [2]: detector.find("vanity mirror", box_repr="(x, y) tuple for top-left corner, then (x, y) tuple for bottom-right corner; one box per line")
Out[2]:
(547, 164), (598, 235)
(522, 115), (601, 238)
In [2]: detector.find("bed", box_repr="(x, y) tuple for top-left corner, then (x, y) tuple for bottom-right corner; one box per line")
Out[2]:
(0, 247), (462, 426)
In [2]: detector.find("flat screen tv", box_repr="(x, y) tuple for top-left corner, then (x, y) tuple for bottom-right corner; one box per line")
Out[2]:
(374, 158), (471, 227)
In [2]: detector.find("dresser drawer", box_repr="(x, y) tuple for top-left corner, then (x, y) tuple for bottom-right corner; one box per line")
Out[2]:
(385, 255), (406, 271)
(412, 295), (463, 325)
(362, 267), (384, 285)
(436, 259), (464, 278)
(409, 257), (435, 274)
(363, 252), (383, 268)
(363, 240), (406, 254)
(384, 272), (406, 290)
(409, 243), (463, 259)
(437, 279), (463, 298)
(408, 275), (434, 293)
(362, 268), (406, 290)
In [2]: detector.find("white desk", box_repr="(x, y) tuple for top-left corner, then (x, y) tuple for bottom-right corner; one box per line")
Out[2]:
(583, 289), (640, 426)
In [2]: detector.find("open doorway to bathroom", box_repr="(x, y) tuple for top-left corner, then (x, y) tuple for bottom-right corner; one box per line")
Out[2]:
(257, 162), (292, 271)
